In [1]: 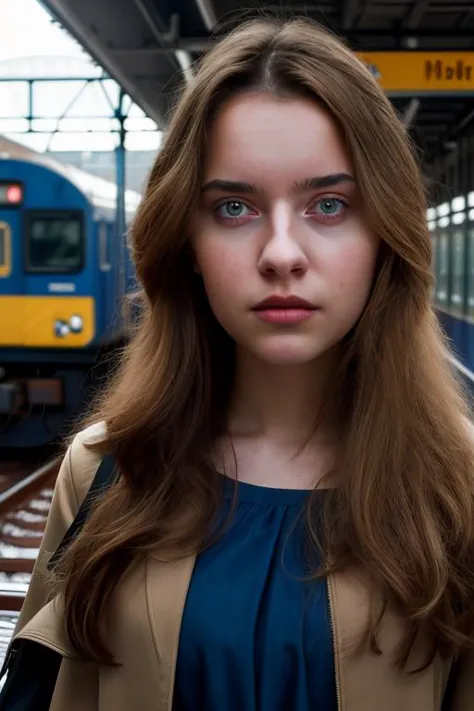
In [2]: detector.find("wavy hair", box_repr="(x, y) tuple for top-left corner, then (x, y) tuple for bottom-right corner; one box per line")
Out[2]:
(54, 17), (474, 670)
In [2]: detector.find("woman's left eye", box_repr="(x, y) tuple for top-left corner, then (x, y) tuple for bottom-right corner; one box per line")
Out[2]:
(309, 197), (347, 218)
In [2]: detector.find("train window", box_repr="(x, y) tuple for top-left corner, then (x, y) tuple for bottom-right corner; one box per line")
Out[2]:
(0, 221), (11, 277)
(428, 221), (437, 300)
(435, 227), (450, 308)
(450, 219), (466, 314)
(99, 221), (111, 271)
(26, 212), (83, 273)
(468, 223), (474, 319)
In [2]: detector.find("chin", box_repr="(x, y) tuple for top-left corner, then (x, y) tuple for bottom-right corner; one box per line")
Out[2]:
(251, 342), (327, 366)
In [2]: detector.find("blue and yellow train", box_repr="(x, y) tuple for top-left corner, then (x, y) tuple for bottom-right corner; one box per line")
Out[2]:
(0, 137), (141, 448)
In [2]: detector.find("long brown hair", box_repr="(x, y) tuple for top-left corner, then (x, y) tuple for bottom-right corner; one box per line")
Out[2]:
(54, 17), (474, 670)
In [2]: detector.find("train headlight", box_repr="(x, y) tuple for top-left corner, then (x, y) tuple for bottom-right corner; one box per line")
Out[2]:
(54, 320), (70, 338)
(69, 314), (83, 334)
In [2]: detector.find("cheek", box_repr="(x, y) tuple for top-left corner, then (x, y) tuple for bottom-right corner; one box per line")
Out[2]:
(193, 241), (249, 314)
(325, 238), (378, 309)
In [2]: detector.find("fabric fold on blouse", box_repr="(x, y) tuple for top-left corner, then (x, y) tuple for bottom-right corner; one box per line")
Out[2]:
(173, 478), (337, 711)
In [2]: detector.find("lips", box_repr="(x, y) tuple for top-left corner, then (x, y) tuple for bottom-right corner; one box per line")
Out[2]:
(252, 295), (317, 311)
(251, 295), (318, 325)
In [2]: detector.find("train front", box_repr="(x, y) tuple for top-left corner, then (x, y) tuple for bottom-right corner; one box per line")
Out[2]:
(0, 158), (97, 448)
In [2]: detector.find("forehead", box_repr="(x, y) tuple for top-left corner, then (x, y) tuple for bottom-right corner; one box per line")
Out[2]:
(203, 92), (353, 184)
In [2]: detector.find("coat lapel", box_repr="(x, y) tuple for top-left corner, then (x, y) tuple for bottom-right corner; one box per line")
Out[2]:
(146, 552), (197, 711)
(329, 568), (447, 711)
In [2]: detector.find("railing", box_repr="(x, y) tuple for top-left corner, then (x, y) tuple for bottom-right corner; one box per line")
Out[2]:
(0, 459), (59, 517)
(0, 459), (58, 611)
(448, 354), (474, 389)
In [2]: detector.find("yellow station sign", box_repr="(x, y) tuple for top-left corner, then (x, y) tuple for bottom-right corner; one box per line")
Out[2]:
(356, 52), (474, 94)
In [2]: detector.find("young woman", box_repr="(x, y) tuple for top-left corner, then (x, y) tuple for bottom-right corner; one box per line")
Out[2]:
(3, 16), (474, 711)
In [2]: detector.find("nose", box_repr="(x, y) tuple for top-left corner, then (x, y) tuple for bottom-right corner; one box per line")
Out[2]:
(257, 208), (309, 279)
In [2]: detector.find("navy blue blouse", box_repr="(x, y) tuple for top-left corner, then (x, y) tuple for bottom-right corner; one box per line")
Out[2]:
(173, 479), (337, 711)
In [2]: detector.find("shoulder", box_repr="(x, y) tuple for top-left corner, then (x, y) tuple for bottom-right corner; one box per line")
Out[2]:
(66, 421), (107, 507)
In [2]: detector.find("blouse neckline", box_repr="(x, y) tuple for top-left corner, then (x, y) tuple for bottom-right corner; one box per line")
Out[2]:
(220, 475), (330, 507)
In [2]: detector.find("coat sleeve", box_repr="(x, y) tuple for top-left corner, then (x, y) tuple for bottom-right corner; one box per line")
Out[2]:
(13, 422), (106, 636)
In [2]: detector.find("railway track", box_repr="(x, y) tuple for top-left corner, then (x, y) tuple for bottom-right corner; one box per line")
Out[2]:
(0, 457), (59, 668)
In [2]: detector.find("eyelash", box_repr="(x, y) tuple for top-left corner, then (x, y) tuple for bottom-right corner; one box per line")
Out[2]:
(213, 197), (349, 225)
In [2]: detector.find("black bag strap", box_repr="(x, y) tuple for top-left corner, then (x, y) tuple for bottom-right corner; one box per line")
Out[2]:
(47, 453), (116, 571)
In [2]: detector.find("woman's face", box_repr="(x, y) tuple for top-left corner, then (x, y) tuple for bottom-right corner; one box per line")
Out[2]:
(190, 92), (378, 366)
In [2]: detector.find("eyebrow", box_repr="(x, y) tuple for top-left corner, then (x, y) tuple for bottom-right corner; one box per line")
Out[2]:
(201, 173), (356, 194)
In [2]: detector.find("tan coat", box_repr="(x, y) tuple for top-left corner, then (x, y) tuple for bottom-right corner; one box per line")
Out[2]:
(9, 423), (474, 710)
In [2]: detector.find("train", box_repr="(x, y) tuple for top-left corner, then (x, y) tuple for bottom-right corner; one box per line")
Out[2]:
(0, 137), (141, 448)
(429, 197), (474, 392)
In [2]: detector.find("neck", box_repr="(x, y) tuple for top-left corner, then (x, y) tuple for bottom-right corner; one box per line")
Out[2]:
(228, 347), (335, 445)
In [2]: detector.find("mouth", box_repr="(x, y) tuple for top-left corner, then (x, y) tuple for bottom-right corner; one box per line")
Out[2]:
(252, 295), (317, 311)
(251, 296), (318, 325)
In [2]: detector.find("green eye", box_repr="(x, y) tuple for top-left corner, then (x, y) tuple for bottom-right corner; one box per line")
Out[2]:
(319, 198), (341, 215)
(217, 200), (248, 218)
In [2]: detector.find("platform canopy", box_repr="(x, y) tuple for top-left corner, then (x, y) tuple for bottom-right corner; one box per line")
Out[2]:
(40, 0), (474, 165)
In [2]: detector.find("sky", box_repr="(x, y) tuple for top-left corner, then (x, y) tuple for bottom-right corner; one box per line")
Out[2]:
(0, 0), (162, 151)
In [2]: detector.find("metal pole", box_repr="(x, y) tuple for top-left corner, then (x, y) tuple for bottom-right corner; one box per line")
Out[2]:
(27, 80), (33, 133)
(115, 89), (127, 296)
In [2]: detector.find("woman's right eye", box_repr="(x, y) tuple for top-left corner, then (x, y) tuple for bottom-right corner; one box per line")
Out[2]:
(214, 200), (255, 221)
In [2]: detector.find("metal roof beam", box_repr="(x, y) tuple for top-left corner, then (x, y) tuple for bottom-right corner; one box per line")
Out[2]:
(355, 0), (374, 29)
(341, 0), (359, 30)
(133, 2), (193, 83)
(194, 0), (217, 31)
(110, 28), (474, 58)
(40, 0), (163, 124)
(403, 98), (420, 128)
(458, 10), (474, 29)
(132, 1), (178, 59)
(404, 0), (431, 30)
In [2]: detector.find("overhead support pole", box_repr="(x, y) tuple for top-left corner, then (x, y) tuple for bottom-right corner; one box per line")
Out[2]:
(115, 88), (127, 293)
(174, 50), (194, 84)
(133, 2), (193, 83)
(134, 0), (175, 46)
(404, 0), (431, 30)
(341, 0), (359, 30)
(27, 81), (33, 133)
(194, 0), (217, 31)
(167, 15), (194, 83)
(402, 98), (420, 128)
